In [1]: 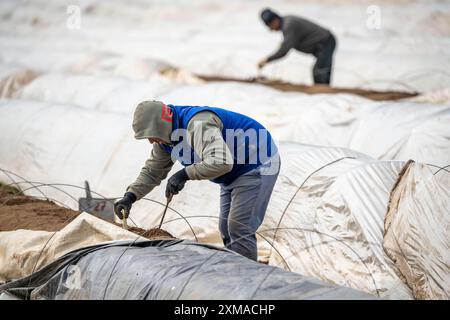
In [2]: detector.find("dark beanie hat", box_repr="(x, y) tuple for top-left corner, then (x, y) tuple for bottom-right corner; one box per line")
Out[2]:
(260, 8), (280, 26)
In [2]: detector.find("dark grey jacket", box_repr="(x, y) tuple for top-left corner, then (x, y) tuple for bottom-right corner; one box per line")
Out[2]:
(267, 15), (331, 62)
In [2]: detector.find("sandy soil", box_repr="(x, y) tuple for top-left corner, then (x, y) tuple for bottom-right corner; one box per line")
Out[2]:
(127, 227), (174, 239)
(0, 185), (79, 232)
(0, 184), (174, 239)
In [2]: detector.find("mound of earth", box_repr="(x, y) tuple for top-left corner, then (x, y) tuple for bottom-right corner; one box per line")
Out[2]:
(127, 227), (174, 239)
(0, 183), (174, 240)
(0, 184), (79, 232)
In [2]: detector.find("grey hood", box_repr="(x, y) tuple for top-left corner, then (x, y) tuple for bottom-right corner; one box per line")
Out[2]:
(132, 100), (173, 143)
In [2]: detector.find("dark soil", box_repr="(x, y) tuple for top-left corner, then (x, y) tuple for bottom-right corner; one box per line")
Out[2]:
(198, 75), (418, 101)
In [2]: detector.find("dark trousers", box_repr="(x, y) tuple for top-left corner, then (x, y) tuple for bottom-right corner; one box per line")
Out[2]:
(313, 34), (336, 85)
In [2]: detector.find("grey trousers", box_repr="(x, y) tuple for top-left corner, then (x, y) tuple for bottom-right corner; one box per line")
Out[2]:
(219, 163), (279, 261)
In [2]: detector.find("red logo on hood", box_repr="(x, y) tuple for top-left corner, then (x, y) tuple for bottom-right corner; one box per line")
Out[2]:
(161, 104), (173, 123)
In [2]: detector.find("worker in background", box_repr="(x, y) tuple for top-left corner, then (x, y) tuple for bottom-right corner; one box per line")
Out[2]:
(114, 101), (280, 261)
(258, 8), (336, 85)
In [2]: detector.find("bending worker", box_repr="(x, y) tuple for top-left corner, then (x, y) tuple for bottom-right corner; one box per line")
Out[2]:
(114, 101), (280, 261)
(258, 8), (336, 85)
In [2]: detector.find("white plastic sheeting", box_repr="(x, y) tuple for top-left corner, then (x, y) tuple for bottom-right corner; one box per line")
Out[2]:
(13, 77), (450, 167)
(384, 161), (450, 300)
(0, 64), (37, 98)
(68, 53), (202, 83)
(409, 88), (450, 105)
(16, 73), (173, 113)
(0, 212), (137, 283)
(264, 145), (412, 299)
(263, 150), (449, 299)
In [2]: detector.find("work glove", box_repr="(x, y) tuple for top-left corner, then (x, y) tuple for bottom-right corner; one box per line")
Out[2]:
(166, 169), (189, 198)
(257, 59), (267, 69)
(114, 192), (137, 219)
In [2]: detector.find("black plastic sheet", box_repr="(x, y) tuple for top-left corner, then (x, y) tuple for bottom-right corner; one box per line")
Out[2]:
(0, 240), (374, 300)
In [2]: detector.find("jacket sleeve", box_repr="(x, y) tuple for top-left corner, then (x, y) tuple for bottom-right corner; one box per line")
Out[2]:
(126, 143), (174, 200)
(266, 31), (296, 62)
(184, 112), (233, 180)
